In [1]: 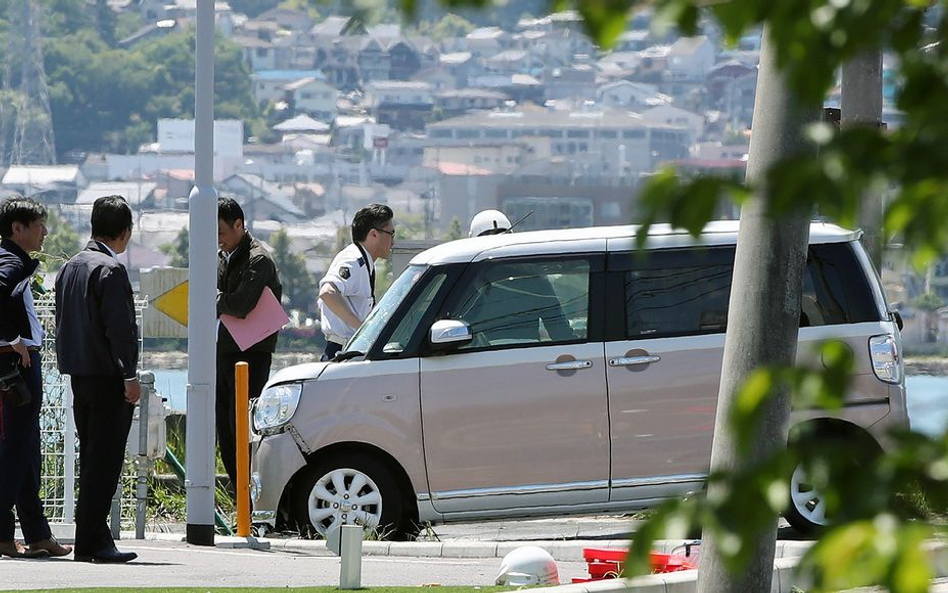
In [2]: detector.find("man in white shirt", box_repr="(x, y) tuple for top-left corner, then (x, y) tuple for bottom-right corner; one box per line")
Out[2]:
(318, 204), (395, 360)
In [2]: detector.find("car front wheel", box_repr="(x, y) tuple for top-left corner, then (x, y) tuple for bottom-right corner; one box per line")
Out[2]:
(292, 453), (411, 540)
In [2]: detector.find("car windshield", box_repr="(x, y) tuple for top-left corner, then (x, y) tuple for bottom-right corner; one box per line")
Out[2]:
(347, 264), (428, 355)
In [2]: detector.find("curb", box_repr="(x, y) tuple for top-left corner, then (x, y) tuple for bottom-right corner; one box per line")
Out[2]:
(532, 541), (948, 593)
(115, 532), (815, 563)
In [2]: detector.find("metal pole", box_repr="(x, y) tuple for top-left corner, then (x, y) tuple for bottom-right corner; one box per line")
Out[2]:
(841, 50), (884, 268)
(235, 362), (250, 537)
(185, 0), (218, 546)
(339, 524), (363, 589)
(110, 487), (121, 540)
(136, 371), (154, 539)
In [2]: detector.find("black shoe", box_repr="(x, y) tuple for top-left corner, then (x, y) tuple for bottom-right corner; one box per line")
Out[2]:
(74, 546), (137, 564)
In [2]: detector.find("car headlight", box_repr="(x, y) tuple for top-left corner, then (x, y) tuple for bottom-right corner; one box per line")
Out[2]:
(253, 383), (302, 435)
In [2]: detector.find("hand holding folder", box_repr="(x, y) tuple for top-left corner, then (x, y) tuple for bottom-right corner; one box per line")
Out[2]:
(220, 287), (289, 351)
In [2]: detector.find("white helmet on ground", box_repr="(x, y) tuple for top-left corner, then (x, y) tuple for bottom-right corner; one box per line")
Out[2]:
(469, 209), (512, 237)
(494, 545), (560, 586)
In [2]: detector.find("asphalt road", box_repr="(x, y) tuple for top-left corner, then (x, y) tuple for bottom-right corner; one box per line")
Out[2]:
(0, 539), (592, 589)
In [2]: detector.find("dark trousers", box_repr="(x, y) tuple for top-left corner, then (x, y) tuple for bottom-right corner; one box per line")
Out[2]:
(71, 376), (134, 555)
(216, 351), (271, 493)
(0, 351), (51, 543)
(321, 341), (342, 362)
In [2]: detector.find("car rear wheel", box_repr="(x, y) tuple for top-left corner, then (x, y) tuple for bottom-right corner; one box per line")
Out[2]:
(784, 431), (879, 535)
(292, 453), (411, 540)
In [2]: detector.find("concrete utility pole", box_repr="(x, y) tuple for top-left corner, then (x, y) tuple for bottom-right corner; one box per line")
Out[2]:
(185, 0), (217, 546)
(695, 26), (819, 593)
(841, 50), (884, 269)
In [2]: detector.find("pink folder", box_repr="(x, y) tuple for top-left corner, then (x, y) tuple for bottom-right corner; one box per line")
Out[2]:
(220, 287), (289, 351)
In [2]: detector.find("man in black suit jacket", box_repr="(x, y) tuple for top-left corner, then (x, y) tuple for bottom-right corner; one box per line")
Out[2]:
(56, 196), (140, 564)
(216, 197), (282, 497)
(0, 197), (72, 559)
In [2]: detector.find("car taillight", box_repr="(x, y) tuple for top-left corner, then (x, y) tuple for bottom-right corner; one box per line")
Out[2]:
(869, 334), (902, 384)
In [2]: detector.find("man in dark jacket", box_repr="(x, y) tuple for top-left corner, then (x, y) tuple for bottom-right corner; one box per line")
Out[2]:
(56, 195), (139, 564)
(217, 197), (282, 495)
(0, 196), (72, 559)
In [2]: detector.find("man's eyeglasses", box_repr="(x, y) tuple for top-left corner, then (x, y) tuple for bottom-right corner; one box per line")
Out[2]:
(375, 227), (396, 238)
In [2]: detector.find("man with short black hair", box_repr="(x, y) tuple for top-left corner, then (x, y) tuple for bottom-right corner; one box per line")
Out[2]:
(0, 196), (72, 559)
(216, 197), (282, 496)
(318, 203), (395, 360)
(56, 195), (139, 563)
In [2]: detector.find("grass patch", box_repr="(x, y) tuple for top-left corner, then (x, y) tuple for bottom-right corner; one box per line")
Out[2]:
(19, 585), (516, 593)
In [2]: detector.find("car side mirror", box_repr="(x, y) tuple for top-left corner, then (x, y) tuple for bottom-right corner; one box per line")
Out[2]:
(891, 309), (904, 331)
(430, 319), (473, 350)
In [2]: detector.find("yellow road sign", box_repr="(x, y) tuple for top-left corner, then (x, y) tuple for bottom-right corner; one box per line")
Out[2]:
(141, 268), (189, 338)
(154, 279), (189, 327)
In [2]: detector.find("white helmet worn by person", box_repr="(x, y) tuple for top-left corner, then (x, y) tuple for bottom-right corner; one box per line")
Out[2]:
(495, 545), (560, 586)
(470, 209), (512, 237)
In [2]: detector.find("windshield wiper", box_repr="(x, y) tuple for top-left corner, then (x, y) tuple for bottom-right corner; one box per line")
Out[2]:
(332, 350), (364, 362)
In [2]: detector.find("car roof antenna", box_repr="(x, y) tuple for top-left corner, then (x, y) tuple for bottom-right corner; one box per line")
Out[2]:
(507, 210), (534, 233)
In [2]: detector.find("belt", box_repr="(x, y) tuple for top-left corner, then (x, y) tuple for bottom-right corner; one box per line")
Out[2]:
(0, 345), (40, 354)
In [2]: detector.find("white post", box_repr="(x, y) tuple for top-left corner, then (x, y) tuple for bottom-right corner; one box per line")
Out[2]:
(339, 525), (363, 589)
(185, 0), (217, 546)
(63, 379), (75, 523)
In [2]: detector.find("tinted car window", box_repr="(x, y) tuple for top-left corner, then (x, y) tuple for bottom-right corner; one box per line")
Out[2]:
(450, 258), (590, 349)
(618, 243), (881, 339)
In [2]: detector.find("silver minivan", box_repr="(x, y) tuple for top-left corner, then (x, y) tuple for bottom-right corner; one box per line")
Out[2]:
(249, 221), (908, 539)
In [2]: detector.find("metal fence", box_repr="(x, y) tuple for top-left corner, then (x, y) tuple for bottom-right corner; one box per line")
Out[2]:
(33, 291), (148, 527)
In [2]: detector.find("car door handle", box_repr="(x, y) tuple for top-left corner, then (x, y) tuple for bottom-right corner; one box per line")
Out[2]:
(545, 360), (593, 371)
(609, 355), (661, 367)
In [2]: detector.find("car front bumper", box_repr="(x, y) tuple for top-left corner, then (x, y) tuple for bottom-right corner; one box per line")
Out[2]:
(251, 428), (308, 526)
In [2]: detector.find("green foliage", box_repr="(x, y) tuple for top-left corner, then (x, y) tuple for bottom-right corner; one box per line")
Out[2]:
(159, 227), (189, 268)
(270, 228), (317, 312)
(442, 216), (463, 241)
(913, 291), (945, 312)
(417, 13), (476, 40)
(37, 20), (262, 157)
(41, 209), (81, 271)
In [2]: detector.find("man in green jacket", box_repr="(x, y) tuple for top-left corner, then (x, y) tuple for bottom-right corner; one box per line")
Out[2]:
(216, 197), (282, 496)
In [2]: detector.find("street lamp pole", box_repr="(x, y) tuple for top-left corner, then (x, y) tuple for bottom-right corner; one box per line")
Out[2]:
(185, 0), (217, 546)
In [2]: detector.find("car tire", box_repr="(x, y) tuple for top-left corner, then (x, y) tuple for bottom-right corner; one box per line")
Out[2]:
(783, 432), (878, 535)
(292, 452), (412, 540)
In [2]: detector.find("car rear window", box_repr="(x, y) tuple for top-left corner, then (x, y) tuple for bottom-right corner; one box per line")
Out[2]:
(615, 242), (882, 339)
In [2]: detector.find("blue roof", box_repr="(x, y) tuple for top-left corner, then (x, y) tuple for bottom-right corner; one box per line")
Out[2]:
(254, 69), (327, 82)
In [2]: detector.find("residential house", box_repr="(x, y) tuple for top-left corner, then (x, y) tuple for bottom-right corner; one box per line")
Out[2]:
(544, 65), (597, 102)
(484, 50), (543, 77)
(256, 7), (313, 32)
(439, 52), (475, 87)
(2, 165), (86, 203)
(426, 108), (690, 175)
(315, 37), (361, 90)
(234, 35), (276, 71)
(220, 173), (306, 224)
(598, 80), (670, 109)
(460, 27), (508, 58)
(413, 66), (457, 92)
(252, 70), (328, 106)
(358, 37), (391, 82)
(363, 81), (434, 131)
(468, 74), (545, 105)
(282, 78), (339, 121)
(435, 89), (509, 117)
(387, 39), (422, 81)
(665, 36), (717, 82)
(76, 181), (158, 209)
(640, 104), (705, 143)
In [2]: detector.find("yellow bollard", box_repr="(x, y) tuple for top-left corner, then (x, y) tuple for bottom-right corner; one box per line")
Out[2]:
(235, 361), (250, 538)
